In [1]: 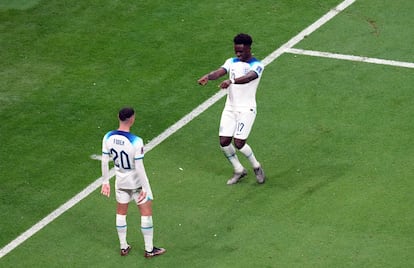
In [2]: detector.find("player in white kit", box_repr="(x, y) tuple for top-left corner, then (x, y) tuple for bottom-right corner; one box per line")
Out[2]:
(198, 33), (266, 185)
(101, 107), (166, 258)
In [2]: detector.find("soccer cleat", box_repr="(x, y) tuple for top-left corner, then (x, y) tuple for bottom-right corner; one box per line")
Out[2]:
(144, 246), (166, 258)
(227, 168), (248, 185)
(120, 246), (131, 256)
(254, 166), (265, 184)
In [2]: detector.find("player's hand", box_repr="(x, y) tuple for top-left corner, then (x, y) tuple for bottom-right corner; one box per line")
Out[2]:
(219, 79), (232, 89)
(137, 190), (147, 204)
(198, 75), (208, 85)
(101, 183), (110, 197)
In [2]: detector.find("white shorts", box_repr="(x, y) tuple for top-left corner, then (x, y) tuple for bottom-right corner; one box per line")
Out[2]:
(116, 187), (153, 205)
(219, 107), (257, 140)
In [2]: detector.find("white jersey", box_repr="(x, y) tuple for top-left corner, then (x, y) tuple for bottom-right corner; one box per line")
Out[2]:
(102, 130), (145, 189)
(221, 57), (264, 111)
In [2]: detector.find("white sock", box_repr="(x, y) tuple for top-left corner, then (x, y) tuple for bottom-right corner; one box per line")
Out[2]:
(221, 144), (244, 173)
(239, 144), (260, 169)
(141, 216), (154, 252)
(116, 214), (128, 249)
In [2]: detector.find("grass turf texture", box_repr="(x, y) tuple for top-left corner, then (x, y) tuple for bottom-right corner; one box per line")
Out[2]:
(1, 0), (413, 267)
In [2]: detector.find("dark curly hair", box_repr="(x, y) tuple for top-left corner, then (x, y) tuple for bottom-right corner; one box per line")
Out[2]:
(233, 33), (253, 46)
(118, 107), (135, 121)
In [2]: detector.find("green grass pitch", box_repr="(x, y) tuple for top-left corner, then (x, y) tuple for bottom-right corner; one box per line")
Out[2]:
(1, 0), (413, 267)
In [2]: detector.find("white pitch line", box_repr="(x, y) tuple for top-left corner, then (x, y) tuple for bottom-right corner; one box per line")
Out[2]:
(286, 48), (414, 69)
(0, 168), (115, 259)
(262, 0), (356, 66)
(0, 0), (356, 259)
(144, 90), (227, 152)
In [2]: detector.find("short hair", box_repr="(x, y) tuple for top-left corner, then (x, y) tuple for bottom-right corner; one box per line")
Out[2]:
(118, 107), (135, 121)
(233, 33), (253, 46)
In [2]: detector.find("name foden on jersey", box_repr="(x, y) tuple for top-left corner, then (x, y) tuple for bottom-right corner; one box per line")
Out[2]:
(114, 139), (125, 145)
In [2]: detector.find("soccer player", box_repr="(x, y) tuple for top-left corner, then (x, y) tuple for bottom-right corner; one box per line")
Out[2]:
(101, 107), (166, 258)
(197, 33), (266, 185)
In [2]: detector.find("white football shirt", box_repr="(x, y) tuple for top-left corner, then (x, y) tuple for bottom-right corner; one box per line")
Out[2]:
(221, 57), (264, 111)
(102, 130), (145, 189)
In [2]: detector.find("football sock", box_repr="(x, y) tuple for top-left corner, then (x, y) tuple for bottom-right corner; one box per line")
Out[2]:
(221, 144), (244, 173)
(239, 144), (260, 169)
(116, 214), (128, 249)
(141, 216), (154, 252)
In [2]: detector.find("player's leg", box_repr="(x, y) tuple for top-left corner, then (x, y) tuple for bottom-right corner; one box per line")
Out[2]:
(220, 136), (243, 171)
(235, 140), (265, 184)
(235, 139), (259, 169)
(234, 109), (265, 184)
(115, 189), (131, 255)
(220, 135), (247, 184)
(135, 190), (166, 258)
(219, 110), (245, 184)
(137, 200), (154, 253)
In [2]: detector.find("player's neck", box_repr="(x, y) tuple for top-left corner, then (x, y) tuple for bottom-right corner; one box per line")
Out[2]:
(118, 124), (130, 132)
(241, 55), (253, 62)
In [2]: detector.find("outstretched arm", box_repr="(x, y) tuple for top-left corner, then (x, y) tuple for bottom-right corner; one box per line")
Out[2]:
(198, 67), (227, 86)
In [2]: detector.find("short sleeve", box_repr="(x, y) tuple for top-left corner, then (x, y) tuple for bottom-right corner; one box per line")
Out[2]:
(221, 58), (234, 73)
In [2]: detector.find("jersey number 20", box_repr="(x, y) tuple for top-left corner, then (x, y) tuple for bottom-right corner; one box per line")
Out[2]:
(110, 149), (131, 170)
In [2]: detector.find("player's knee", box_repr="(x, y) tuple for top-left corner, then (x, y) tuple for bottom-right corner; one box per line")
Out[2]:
(219, 136), (232, 147)
(138, 200), (153, 216)
(234, 139), (246, 150)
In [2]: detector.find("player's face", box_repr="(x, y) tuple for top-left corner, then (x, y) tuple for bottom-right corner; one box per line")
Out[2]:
(234, 44), (251, 62)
